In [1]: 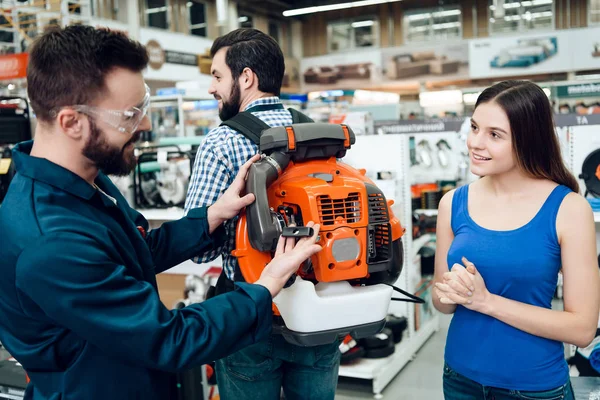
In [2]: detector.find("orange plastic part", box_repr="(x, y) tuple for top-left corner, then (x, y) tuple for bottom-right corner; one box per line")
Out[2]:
(410, 183), (438, 198)
(285, 126), (296, 151)
(341, 125), (351, 149)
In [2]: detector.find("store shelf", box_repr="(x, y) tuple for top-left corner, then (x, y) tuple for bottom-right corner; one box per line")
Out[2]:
(137, 207), (184, 221)
(414, 209), (438, 216)
(338, 314), (440, 398)
(166, 258), (222, 276)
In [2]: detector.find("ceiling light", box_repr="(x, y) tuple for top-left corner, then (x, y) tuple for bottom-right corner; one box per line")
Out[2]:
(531, 0), (553, 5)
(407, 13), (431, 21)
(503, 3), (521, 9)
(145, 6), (167, 14)
(432, 9), (461, 18)
(351, 20), (374, 28)
(283, 0), (402, 17)
(432, 21), (461, 30)
(530, 11), (553, 19)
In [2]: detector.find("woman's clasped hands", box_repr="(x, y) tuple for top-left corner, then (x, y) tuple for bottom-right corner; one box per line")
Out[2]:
(435, 257), (492, 313)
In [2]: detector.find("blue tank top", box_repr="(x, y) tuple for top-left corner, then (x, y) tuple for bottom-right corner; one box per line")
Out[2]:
(444, 183), (571, 391)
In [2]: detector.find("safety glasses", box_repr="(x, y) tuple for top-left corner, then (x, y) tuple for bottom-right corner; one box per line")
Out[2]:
(52, 84), (151, 135)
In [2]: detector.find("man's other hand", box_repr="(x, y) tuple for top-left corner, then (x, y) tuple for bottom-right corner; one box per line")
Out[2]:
(255, 222), (323, 297)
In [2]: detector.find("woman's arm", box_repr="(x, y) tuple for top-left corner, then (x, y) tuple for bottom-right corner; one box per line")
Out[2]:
(432, 190), (459, 315)
(437, 193), (600, 347)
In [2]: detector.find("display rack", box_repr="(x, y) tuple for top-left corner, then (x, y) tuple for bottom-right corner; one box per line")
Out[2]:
(565, 123), (600, 197)
(414, 209), (438, 217)
(559, 118), (600, 328)
(338, 315), (439, 399)
(340, 133), (440, 398)
(140, 209), (222, 277)
(563, 121), (600, 238)
(149, 95), (219, 139)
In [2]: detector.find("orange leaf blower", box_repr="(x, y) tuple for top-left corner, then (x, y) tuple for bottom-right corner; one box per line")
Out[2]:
(232, 123), (409, 347)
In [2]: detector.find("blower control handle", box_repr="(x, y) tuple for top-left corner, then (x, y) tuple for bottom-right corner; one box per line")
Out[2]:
(246, 152), (291, 252)
(282, 226), (314, 238)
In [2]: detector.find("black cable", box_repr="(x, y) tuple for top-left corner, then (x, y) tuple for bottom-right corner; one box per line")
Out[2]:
(385, 284), (425, 304)
(391, 297), (423, 303)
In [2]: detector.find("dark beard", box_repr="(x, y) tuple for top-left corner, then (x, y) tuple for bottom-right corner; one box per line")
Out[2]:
(219, 79), (241, 121)
(82, 118), (139, 176)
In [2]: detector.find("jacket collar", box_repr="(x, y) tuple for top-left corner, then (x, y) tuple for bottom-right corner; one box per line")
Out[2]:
(12, 140), (98, 201)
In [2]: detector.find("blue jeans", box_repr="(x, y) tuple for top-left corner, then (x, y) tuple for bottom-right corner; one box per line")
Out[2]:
(443, 362), (574, 400)
(215, 333), (341, 400)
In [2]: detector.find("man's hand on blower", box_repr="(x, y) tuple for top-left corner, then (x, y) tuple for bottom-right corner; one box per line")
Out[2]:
(207, 154), (261, 233)
(256, 221), (322, 298)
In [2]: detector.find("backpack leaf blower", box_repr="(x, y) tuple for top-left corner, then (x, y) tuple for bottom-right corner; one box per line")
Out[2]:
(232, 122), (418, 347)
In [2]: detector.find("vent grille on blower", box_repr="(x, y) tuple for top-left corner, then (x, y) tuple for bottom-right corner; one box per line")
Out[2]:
(317, 192), (361, 226)
(368, 193), (388, 223)
(367, 193), (392, 263)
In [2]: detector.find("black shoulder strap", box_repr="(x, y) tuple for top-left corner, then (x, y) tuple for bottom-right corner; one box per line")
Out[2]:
(220, 112), (271, 145)
(221, 108), (314, 145)
(288, 108), (314, 124)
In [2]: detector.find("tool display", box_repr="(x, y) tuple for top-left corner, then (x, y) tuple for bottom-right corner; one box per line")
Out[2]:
(580, 148), (600, 198)
(133, 145), (196, 209)
(0, 96), (32, 205)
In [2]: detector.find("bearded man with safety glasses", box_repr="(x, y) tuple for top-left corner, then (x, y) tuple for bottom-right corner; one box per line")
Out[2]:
(0, 25), (322, 400)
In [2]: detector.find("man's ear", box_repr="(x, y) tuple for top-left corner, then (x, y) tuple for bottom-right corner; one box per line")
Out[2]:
(239, 67), (256, 90)
(57, 109), (84, 139)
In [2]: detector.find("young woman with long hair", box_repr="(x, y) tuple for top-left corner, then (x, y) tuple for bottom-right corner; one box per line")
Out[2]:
(433, 80), (600, 400)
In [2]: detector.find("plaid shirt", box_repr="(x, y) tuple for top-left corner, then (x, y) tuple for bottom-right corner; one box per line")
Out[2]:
(184, 97), (293, 280)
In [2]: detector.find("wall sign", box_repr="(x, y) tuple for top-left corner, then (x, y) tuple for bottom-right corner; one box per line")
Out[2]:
(146, 40), (199, 70)
(556, 83), (600, 99)
(146, 40), (165, 70)
(554, 114), (600, 127)
(164, 50), (198, 67)
(375, 118), (466, 134)
(0, 53), (28, 80)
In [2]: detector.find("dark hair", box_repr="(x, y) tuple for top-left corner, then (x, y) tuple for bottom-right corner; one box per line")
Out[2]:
(475, 80), (579, 193)
(210, 28), (284, 96)
(27, 25), (149, 123)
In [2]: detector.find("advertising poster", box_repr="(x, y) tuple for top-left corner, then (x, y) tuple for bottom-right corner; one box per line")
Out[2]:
(381, 41), (469, 85)
(300, 42), (469, 91)
(469, 31), (571, 79)
(299, 49), (383, 92)
(569, 27), (600, 71)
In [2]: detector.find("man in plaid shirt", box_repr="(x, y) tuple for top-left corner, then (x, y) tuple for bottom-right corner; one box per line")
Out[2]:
(185, 28), (341, 400)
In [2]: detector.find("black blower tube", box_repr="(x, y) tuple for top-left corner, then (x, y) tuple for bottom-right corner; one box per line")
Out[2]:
(246, 152), (291, 252)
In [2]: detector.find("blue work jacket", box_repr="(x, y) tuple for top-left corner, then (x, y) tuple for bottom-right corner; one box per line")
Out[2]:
(0, 141), (272, 399)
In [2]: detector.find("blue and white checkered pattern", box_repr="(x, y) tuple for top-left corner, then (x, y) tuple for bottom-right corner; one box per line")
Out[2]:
(184, 97), (293, 280)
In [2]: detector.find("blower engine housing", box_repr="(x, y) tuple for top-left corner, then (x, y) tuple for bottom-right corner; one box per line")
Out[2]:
(233, 123), (405, 346)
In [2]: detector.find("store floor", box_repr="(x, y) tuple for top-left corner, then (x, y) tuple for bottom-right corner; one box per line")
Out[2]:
(335, 314), (452, 400)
